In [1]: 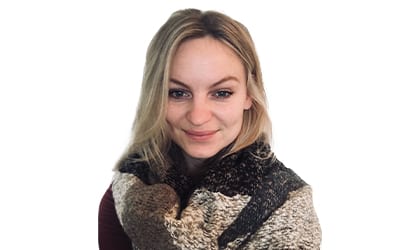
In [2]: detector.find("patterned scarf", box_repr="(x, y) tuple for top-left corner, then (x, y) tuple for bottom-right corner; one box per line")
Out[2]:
(112, 141), (320, 249)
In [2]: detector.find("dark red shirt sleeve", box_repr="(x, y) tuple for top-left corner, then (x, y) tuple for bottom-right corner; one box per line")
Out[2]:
(98, 185), (133, 250)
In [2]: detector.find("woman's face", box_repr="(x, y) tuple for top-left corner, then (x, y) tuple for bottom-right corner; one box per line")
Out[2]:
(167, 36), (252, 159)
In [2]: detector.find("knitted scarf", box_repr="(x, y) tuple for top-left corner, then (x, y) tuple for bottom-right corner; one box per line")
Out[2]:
(112, 141), (321, 249)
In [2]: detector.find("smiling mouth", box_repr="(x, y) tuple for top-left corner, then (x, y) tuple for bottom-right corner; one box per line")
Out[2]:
(184, 130), (217, 141)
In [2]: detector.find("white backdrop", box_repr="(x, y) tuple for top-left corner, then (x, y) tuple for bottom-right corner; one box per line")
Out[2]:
(1, 0), (399, 249)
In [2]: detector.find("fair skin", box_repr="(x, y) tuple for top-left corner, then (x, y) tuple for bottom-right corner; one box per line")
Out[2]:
(167, 36), (252, 160)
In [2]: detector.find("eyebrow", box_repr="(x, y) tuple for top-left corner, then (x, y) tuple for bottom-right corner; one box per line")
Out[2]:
(169, 76), (240, 88)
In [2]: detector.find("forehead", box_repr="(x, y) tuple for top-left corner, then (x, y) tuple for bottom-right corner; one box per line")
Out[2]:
(170, 36), (245, 84)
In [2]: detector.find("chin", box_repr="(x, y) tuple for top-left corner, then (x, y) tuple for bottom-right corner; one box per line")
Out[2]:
(186, 148), (218, 159)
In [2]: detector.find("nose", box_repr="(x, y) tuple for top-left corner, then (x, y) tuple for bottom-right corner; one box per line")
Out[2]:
(186, 97), (212, 126)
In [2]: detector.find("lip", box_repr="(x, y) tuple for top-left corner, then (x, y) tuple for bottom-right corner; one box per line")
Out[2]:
(184, 130), (217, 141)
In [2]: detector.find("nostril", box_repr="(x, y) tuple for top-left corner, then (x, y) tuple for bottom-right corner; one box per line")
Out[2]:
(187, 104), (212, 126)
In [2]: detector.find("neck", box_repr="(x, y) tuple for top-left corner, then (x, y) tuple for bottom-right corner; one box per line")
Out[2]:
(183, 152), (206, 177)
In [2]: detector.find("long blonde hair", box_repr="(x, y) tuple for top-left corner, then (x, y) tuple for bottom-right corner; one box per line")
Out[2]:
(117, 9), (271, 173)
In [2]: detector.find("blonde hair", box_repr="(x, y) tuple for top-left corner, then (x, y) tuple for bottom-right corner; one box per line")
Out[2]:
(118, 9), (271, 173)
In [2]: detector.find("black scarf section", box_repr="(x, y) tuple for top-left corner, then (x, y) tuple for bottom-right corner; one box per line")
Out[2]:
(118, 141), (307, 249)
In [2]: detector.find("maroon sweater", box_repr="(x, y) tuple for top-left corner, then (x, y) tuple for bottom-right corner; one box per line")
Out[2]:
(98, 185), (132, 250)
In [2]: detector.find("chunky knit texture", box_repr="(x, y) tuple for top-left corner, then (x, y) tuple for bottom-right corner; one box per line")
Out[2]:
(112, 142), (321, 249)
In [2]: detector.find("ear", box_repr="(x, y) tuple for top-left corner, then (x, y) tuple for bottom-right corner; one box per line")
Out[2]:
(244, 95), (253, 110)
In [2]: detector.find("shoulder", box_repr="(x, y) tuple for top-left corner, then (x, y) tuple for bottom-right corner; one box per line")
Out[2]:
(248, 185), (322, 249)
(212, 142), (319, 248)
(98, 185), (134, 249)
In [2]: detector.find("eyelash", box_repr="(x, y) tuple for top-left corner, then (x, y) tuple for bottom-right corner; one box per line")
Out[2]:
(168, 89), (233, 100)
(168, 89), (192, 99)
(213, 90), (233, 98)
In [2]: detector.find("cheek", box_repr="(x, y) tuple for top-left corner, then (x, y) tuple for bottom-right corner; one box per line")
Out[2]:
(166, 104), (182, 126)
(215, 107), (245, 127)
(166, 110), (178, 138)
(166, 103), (175, 120)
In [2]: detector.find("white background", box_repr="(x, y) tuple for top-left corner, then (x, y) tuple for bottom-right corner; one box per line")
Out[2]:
(1, 0), (399, 249)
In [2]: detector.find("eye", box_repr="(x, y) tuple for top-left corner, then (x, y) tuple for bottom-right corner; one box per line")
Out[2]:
(168, 89), (192, 99)
(212, 90), (233, 99)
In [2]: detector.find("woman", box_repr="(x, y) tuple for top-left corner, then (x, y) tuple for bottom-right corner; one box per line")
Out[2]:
(99, 8), (321, 249)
